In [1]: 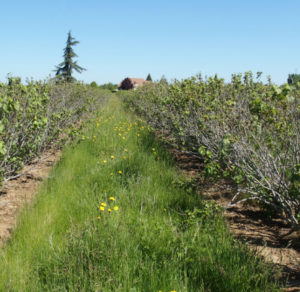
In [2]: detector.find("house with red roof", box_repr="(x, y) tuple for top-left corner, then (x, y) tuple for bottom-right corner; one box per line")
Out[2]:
(118, 77), (151, 90)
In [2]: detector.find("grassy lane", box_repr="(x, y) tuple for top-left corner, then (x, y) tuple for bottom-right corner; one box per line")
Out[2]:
(0, 96), (279, 291)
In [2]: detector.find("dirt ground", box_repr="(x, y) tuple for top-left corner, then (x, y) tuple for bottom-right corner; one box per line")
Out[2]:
(0, 149), (61, 246)
(171, 149), (300, 291)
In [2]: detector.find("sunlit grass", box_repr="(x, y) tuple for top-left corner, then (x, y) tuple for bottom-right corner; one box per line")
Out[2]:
(0, 96), (280, 291)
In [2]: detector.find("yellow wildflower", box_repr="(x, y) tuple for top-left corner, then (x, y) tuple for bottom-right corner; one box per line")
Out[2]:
(118, 170), (122, 174)
(99, 206), (105, 211)
(152, 148), (155, 151)
(101, 202), (106, 207)
(109, 197), (115, 201)
(108, 208), (112, 213)
(122, 137), (126, 140)
(97, 216), (101, 220)
(111, 155), (115, 159)
(103, 160), (107, 164)
(114, 206), (119, 211)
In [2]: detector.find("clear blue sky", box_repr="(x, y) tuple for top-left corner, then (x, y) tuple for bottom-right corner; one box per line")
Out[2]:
(0, 0), (299, 84)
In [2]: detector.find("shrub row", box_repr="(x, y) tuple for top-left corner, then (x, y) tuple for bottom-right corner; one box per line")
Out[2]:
(0, 77), (109, 182)
(122, 72), (300, 227)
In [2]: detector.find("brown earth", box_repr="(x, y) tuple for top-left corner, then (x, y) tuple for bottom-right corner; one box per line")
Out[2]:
(170, 149), (300, 291)
(0, 149), (61, 246)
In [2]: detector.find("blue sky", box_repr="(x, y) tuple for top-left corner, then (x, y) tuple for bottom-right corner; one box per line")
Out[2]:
(0, 0), (299, 84)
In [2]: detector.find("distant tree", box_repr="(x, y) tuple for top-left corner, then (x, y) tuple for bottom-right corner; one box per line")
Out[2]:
(99, 83), (118, 91)
(146, 73), (152, 81)
(119, 78), (133, 90)
(90, 81), (98, 88)
(55, 31), (86, 82)
(159, 75), (168, 85)
(287, 74), (300, 86)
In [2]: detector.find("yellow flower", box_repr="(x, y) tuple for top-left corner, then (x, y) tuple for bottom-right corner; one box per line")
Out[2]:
(99, 206), (105, 211)
(122, 137), (126, 140)
(118, 133), (122, 136)
(93, 135), (96, 139)
(108, 208), (112, 213)
(109, 197), (115, 201)
(97, 216), (101, 220)
(113, 206), (119, 211)
(101, 202), (106, 207)
(137, 133), (140, 137)
(111, 155), (115, 159)
(163, 208), (167, 212)
(152, 148), (155, 151)
(96, 123), (100, 127)
(118, 170), (122, 174)
(103, 160), (107, 164)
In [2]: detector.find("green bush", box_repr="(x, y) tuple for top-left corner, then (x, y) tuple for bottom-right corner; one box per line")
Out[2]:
(122, 72), (300, 227)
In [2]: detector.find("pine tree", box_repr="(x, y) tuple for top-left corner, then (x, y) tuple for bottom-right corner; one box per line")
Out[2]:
(146, 73), (152, 81)
(55, 31), (86, 82)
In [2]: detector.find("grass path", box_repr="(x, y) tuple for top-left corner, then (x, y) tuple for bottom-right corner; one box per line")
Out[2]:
(0, 96), (280, 291)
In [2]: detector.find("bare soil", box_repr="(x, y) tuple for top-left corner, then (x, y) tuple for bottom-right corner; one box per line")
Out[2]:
(170, 149), (300, 291)
(0, 149), (61, 246)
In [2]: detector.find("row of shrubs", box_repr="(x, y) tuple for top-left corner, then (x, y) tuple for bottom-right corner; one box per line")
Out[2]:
(122, 72), (300, 227)
(0, 77), (109, 183)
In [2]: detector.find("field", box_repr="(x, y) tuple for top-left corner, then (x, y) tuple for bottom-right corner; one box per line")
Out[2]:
(0, 75), (299, 291)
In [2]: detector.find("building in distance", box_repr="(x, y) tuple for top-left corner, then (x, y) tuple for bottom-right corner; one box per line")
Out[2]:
(118, 77), (151, 90)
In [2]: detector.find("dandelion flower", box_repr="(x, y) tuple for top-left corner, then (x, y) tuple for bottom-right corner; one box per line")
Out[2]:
(101, 202), (106, 207)
(152, 148), (155, 151)
(109, 196), (115, 201)
(97, 216), (101, 220)
(118, 170), (122, 174)
(99, 206), (105, 211)
(122, 137), (126, 140)
(137, 133), (140, 137)
(103, 160), (107, 164)
(111, 155), (115, 159)
(114, 206), (119, 211)
(108, 208), (112, 213)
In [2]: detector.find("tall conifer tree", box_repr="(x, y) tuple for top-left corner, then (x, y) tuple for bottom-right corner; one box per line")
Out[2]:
(55, 31), (86, 82)
(146, 73), (152, 81)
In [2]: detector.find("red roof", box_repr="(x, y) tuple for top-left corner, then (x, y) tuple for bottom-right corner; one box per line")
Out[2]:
(118, 77), (149, 88)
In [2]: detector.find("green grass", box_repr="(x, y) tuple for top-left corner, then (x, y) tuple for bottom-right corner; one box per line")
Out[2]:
(0, 96), (280, 291)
